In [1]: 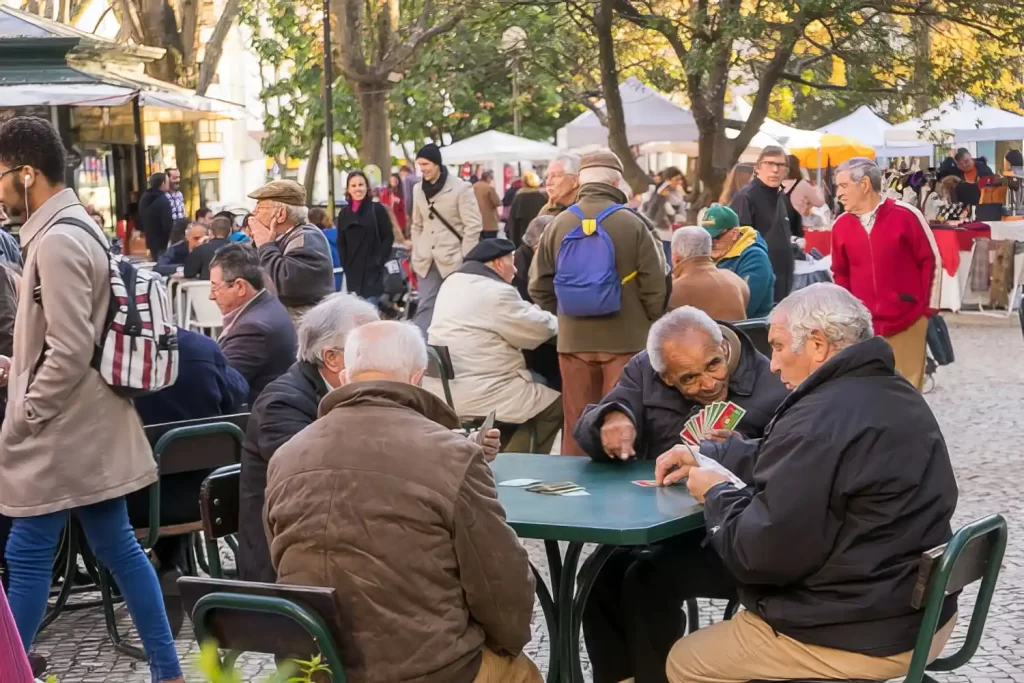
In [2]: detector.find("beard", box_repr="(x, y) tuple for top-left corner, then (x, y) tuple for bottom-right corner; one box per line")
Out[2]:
(3, 176), (27, 218)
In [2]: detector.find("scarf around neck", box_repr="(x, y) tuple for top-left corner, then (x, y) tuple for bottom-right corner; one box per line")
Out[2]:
(422, 165), (449, 201)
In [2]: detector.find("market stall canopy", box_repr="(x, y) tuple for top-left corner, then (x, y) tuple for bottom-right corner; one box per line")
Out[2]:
(440, 130), (560, 163)
(886, 98), (1024, 145)
(557, 77), (699, 149)
(816, 105), (932, 158)
(790, 133), (876, 167)
(0, 6), (245, 122)
(640, 129), (783, 163)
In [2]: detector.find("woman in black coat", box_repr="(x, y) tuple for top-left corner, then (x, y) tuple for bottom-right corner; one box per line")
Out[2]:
(336, 171), (394, 302)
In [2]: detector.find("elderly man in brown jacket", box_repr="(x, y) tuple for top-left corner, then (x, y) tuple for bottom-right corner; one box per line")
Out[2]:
(265, 320), (540, 683)
(473, 171), (503, 239)
(669, 225), (749, 321)
(529, 149), (667, 455)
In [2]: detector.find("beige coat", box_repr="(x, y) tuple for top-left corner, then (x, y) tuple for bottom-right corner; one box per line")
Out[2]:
(426, 266), (559, 423)
(669, 255), (750, 322)
(0, 189), (155, 517)
(410, 173), (483, 279)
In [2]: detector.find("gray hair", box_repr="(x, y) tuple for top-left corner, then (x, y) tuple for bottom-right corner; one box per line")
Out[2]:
(550, 152), (582, 176)
(269, 201), (308, 227)
(836, 157), (882, 193)
(579, 166), (623, 188)
(646, 306), (723, 374)
(343, 320), (428, 382)
(670, 226), (712, 260)
(524, 214), (554, 249)
(770, 283), (874, 353)
(297, 293), (381, 364)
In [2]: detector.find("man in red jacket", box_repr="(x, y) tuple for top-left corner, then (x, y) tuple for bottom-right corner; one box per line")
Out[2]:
(832, 157), (941, 389)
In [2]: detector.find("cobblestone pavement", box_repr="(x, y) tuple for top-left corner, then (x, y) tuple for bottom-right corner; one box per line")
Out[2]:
(34, 314), (1024, 681)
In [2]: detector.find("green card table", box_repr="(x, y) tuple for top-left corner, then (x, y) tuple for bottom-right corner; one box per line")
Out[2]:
(492, 454), (706, 683)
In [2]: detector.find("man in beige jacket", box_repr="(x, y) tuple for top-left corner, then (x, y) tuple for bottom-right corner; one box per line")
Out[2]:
(0, 116), (181, 681)
(669, 226), (749, 321)
(266, 320), (540, 683)
(473, 170), (502, 239)
(410, 143), (483, 334)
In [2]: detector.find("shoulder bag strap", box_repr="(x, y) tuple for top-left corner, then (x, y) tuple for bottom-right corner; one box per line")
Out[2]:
(785, 178), (802, 197)
(427, 200), (463, 241)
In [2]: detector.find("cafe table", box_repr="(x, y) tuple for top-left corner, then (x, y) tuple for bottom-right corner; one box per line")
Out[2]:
(492, 454), (705, 683)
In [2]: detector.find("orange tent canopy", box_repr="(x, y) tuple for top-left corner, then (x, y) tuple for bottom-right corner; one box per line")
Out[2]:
(790, 133), (876, 168)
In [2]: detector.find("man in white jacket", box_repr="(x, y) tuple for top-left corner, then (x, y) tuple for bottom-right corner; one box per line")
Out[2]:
(427, 239), (562, 453)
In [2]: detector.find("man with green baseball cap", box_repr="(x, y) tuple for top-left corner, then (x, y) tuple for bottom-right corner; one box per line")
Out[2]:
(701, 204), (775, 317)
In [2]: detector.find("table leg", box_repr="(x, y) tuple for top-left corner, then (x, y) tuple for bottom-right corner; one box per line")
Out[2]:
(531, 561), (559, 683)
(556, 543), (583, 683)
(544, 540), (563, 592)
(568, 544), (616, 683)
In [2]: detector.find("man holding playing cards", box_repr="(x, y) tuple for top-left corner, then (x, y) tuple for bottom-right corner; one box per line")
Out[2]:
(657, 283), (957, 683)
(579, 306), (787, 683)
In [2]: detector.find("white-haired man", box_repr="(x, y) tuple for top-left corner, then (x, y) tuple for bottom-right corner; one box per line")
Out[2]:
(577, 306), (787, 682)
(265, 320), (541, 683)
(529, 149), (667, 455)
(247, 179), (335, 323)
(656, 283), (958, 683)
(669, 225), (749, 320)
(541, 152), (582, 216)
(832, 157), (941, 390)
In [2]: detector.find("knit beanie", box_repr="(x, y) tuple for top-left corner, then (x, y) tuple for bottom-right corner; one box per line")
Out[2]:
(416, 143), (443, 167)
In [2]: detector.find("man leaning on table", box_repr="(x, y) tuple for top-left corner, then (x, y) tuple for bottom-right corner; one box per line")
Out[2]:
(578, 306), (788, 683)
(831, 157), (941, 390)
(265, 320), (540, 683)
(656, 283), (957, 683)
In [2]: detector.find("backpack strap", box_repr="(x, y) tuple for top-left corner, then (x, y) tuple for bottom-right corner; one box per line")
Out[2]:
(595, 204), (627, 222)
(566, 204), (585, 220)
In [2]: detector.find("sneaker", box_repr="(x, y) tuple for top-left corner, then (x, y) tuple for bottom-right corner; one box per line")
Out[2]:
(29, 653), (47, 678)
(158, 567), (184, 638)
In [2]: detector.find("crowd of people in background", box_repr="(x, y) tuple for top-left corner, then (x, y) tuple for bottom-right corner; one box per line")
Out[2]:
(0, 112), (993, 683)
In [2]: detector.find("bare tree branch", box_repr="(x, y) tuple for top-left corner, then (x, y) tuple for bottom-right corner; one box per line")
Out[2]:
(196, 0), (240, 95)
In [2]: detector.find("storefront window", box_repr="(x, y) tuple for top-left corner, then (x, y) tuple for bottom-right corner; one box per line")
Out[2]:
(199, 172), (221, 205)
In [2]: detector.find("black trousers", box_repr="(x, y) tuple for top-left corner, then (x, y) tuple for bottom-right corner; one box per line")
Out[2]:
(582, 529), (738, 683)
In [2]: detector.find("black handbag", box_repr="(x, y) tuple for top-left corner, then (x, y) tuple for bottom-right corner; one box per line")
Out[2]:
(926, 315), (955, 366)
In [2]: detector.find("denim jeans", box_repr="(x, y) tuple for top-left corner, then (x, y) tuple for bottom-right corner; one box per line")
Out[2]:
(5, 496), (182, 681)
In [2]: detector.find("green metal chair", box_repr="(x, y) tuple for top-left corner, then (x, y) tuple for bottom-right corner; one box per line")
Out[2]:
(904, 514), (1008, 683)
(426, 344), (455, 409)
(199, 464), (242, 579)
(101, 420), (246, 659)
(180, 576), (347, 682)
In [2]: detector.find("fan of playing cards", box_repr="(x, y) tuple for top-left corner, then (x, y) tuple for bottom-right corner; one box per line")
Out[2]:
(680, 401), (746, 446)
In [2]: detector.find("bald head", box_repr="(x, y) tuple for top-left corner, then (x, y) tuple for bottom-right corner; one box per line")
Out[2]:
(186, 222), (208, 251)
(343, 320), (428, 385)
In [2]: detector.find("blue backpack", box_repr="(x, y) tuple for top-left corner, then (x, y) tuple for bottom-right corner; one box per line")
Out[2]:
(554, 204), (636, 317)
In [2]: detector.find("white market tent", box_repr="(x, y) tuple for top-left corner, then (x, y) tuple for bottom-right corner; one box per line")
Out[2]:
(816, 105), (932, 159)
(640, 129), (784, 163)
(439, 130), (560, 164)
(557, 77), (699, 148)
(886, 98), (1024, 145)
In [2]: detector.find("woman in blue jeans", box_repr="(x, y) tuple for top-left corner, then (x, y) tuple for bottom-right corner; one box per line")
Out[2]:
(0, 114), (182, 682)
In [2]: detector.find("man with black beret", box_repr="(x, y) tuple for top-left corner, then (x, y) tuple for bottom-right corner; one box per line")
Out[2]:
(426, 238), (562, 453)
(410, 143), (483, 334)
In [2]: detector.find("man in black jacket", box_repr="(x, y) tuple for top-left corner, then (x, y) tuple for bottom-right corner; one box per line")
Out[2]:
(728, 146), (801, 302)
(184, 216), (232, 279)
(139, 172), (174, 260)
(579, 306), (788, 683)
(237, 292), (379, 583)
(659, 283), (958, 683)
(212, 243), (297, 406)
(937, 147), (995, 182)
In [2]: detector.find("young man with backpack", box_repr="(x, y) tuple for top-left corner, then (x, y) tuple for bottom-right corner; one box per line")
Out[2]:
(529, 149), (667, 456)
(0, 116), (183, 682)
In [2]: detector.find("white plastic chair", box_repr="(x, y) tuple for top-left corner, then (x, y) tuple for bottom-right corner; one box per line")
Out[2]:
(179, 281), (223, 337)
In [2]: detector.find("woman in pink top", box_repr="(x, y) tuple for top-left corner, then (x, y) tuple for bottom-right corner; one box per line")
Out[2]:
(782, 155), (826, 211)
(0, 584), (34, 683)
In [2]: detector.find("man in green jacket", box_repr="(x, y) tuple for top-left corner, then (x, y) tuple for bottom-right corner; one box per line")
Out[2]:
(702, 204), (776, 318)
(529, 149), (667, 455)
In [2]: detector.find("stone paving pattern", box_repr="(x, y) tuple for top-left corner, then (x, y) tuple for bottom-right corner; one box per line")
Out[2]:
(34, 314), (1024, 681)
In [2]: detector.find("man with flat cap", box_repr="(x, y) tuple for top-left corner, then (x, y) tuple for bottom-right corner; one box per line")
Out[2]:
(247, 179), (334, 323)
(427, 238), (562, 453)
(529, 148), (667, 456)
(410, 143), (483, 334)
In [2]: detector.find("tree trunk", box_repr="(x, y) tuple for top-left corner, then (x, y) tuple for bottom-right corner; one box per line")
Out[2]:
(912, 11), (932, 115)
(196, 0), (241, 96)
(304, 129), (325, 204)
(356, 81), (393, 172)
(161, 122), (199, 214)
(594, 0), (650, 195)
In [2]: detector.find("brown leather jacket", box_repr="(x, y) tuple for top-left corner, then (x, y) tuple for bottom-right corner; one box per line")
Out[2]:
(265, 380), (535, 683)
(669, 255), (749, 322)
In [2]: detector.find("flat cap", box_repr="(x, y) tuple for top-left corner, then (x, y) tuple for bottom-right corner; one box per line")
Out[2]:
(580, 149), (624, 174)
(248, 179), (306, 206)
(465, 238), (516, 263)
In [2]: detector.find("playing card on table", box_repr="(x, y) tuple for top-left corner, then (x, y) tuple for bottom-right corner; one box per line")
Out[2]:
(632, 479), (659, 487)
